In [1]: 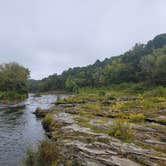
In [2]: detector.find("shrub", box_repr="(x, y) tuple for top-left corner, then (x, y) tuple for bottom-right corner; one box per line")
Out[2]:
(129, 83), (147, 93)
(34, 108), (47, 118)
(24, 149), (37, 166)
(34, 93), (41, 97)
(23, 140), (60, 166)
(0, 91), (28, 100)
(37, 140), (60, 166)
(98, 91), (106, 97)
(83, 103), (103, 115)
(144, 86), (166, 97)
(108, 119), (135, 142)
(106, 95), (116, 100)
(42, 114), (54, 132)
(129, 113), (145, 123)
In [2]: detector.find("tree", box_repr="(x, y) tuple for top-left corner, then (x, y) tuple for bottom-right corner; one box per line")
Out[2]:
(140, 45), (166, 84)
(65, 77), (79, 93)
(0, 62), (30, 93)
(154, 54), (166, 84)
(140, 54), (156, 83)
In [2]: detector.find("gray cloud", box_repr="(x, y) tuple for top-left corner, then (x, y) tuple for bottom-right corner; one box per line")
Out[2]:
(0, 0), (166, 79)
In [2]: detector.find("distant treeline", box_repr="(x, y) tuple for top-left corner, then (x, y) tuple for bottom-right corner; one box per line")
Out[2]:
(28, 33), (166, 92)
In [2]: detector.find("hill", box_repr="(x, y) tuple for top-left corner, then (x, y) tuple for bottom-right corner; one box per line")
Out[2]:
(28, 33), (166, 92)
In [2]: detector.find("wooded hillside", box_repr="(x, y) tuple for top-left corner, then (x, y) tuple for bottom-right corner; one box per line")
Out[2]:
(28, 34), (166, 92)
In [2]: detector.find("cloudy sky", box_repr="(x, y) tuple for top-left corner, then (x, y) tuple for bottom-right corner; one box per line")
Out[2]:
(0, 0), (166, 79)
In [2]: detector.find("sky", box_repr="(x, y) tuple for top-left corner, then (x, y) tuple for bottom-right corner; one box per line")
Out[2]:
(0, 0), (166, 79)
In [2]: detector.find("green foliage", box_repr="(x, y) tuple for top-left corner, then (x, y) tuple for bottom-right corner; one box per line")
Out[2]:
(28, 34), (166, 92)
(108, 119), (135, 142)
(65, 77), (79, 92)
(83, 103), (103, 115)
(140, 45), (166, 84)
(34, 108), (47, 118)
(0, 91), (28, 101)
(23, 149), (37, 166)
(0, 62), (29, 100)
(42, 114), (55, 132)
(0, 62), (29, 92)
(56, 93), (99, 104)
(98, 91), (106, 97)
(129, 113), (145, 123)
(144, 86), (166, 97)
(23, 140), (60, 166)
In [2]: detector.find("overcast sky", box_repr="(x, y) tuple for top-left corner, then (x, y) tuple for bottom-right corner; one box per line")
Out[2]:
(0, 0), (166, 79)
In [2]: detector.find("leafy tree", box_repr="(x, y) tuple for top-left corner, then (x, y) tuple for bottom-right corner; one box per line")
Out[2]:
(140, 45), (166, 84)
(65, 77), (79, 93)
(0, 62), (30, 94)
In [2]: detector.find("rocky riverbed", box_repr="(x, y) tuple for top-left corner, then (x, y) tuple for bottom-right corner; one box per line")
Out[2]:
(37, 94), (166, 166)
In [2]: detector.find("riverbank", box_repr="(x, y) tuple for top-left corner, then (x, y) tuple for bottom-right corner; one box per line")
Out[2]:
(0, 91), (28, 104)
(27, 85), (166, 166)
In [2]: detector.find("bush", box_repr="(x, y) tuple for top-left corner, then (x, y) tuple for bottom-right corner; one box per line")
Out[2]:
(129, 113), (145, 123)
(98, 91), (106, 97)
(108, 119), (135, 142)
(34, 108), (47, 118)
(0, 91), (28, 101)
(106, 95), (116, 100)
(83, 103), (103, 115)
(23, 140), (60, 166)
(144, 86), (166, 97)
(24, 149), (37, 166)
(42, 114), (54, 132)
(34, 93), (42, 97)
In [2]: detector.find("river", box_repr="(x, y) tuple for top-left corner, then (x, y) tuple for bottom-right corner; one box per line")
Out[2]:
(0, 94), (65, 166)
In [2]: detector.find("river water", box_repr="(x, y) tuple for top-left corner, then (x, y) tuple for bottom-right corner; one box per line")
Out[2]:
(0, 94), (63, 166)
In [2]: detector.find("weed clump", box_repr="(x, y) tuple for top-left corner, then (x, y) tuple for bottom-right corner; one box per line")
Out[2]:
(23, 140), (60, 166)
(144, 86), (166, 97)
(42, 114), (55, 132)
(108, 119), (135, 142)
(34, 107), (47, 118)
(98, 91), (106, 97)
(83, 103), (104, 116)
(129, 113), (145, 123)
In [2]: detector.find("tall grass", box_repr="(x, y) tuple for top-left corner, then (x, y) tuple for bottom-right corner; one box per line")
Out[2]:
(23, 140), (60, 166)
(108, 119), (135, 142)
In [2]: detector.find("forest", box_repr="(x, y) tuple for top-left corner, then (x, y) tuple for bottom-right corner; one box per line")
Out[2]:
(28, 33), (166, 92)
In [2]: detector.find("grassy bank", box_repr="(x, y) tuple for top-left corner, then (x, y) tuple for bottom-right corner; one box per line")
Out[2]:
(0, 91), (28, 104)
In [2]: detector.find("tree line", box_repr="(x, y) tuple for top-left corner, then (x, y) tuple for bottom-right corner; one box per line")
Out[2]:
(28, 33), (166, 92)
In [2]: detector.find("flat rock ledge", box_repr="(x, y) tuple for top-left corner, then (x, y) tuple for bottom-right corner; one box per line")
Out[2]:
(44, 106), (166, 166)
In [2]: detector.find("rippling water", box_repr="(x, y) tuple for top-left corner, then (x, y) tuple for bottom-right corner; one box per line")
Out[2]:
(0, 94), (64, 166)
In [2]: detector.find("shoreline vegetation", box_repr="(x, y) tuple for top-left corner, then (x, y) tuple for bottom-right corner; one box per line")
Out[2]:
(24, 83), (166, 166)
(33, 90), (73, 98)
(0, 62), (29, 104)
(0, 91), (28, 104)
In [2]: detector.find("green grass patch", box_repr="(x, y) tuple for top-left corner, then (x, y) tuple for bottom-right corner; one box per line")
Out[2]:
(0, 91), (28, 101)
(108, 119), (135, 142)
(23, 140), (60, 166)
